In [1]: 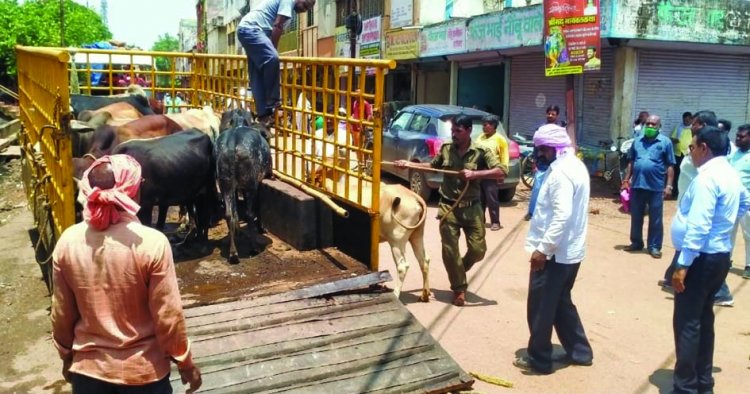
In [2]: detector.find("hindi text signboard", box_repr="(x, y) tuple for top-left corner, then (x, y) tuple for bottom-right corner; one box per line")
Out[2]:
(543, 0), (601, 77)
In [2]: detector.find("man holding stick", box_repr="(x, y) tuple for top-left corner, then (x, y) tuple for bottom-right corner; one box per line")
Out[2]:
(394, 115), (505, 306)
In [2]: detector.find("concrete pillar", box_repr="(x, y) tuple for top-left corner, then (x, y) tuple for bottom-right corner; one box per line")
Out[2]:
(449, 61), (458, 105)
(611, 46), (638, 140)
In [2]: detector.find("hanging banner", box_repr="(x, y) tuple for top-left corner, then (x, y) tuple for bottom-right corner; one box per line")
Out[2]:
(543, 0), (601, 77)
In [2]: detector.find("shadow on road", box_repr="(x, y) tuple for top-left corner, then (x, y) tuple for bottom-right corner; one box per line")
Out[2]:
(647, 368), (673, 393)
(430, 288), (498, 307)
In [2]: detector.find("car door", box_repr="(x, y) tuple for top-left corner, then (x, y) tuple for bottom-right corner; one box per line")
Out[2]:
(382, 110), (413, 179)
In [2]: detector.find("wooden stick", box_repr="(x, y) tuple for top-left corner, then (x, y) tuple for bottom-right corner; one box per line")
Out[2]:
(380, 161), (461, 175)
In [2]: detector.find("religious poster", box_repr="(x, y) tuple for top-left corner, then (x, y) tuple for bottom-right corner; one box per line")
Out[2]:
(543, 0), (601, 77)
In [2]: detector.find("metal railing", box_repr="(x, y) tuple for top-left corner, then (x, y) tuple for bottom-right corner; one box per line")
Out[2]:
(17, 45), (396, 270)
(15, 46), (74, 275)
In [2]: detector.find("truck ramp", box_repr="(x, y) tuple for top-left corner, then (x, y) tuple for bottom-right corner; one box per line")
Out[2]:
(172, 272), (474, 393)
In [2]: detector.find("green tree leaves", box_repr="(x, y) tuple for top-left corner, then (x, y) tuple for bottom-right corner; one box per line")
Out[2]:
(151, 33), (180, 88)
(0, 0), (111, 78)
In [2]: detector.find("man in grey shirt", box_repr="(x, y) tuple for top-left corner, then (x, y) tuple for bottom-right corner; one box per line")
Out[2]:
(237, 0), (315, 125)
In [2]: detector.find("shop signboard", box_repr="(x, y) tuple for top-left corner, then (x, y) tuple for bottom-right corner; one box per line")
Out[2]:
(608, 0), (750, 45)
(391, 0), (413, 29)
(384, 29), (420, 60)
(419, 19), (467, 58)
(465, 5), (544, 52)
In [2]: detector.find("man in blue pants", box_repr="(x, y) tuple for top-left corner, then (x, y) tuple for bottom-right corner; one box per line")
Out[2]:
(621, 114), (675, 259)
(237, 0), (315, 125)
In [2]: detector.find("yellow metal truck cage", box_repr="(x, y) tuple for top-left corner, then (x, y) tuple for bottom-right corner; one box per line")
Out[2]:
(16, 45), (395, 288)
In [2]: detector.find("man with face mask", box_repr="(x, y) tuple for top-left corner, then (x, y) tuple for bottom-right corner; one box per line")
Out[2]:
(622, 115), (676, 259)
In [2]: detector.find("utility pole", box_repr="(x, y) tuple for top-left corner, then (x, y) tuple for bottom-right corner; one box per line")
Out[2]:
(345, 0), (361, 59)
(60, 0), (65, 46)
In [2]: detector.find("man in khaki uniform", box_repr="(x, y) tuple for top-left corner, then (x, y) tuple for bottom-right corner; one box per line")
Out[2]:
(395, 115), (505, 306)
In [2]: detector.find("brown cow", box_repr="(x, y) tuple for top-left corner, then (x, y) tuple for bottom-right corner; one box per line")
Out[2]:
(78, 101), (143, 127)
(72, 115), (184, 178)
(379, 184), (430, 301)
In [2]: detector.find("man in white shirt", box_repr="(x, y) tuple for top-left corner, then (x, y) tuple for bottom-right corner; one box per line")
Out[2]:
(237, 0), (315, 125)
(513, 124), (593, 374)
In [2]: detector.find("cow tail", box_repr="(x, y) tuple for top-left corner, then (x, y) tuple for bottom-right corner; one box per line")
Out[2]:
(390, 194), (427, 230)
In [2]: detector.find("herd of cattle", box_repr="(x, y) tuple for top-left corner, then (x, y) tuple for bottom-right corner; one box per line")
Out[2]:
(68, 87), (271, 264)
(63, 87), (431, 299)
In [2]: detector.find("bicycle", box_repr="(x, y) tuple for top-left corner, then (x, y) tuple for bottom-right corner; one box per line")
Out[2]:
(511, 133), (536, 189)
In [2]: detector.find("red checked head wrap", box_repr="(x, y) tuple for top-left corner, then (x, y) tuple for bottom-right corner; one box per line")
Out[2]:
(78, 154), (142, 231)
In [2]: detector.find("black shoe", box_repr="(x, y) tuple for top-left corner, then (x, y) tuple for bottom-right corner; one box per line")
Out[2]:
(553, 354), (593, 366)
(513, 356), (552, 374)
(649, 248), (662, 259)
(624, 244), (643, 252)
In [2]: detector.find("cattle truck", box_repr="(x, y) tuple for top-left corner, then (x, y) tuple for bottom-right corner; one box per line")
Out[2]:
(15, 46), (473, 393)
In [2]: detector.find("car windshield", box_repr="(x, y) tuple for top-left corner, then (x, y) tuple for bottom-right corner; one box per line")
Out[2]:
(435, 118), (507, 140)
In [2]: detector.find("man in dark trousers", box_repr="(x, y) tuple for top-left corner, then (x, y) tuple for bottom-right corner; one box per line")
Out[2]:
(394, 115), (505, 306)
(622, 114), (675, 259)
(670, 126), (750, 393)
(237, 0), (315, 125)
(514, 124), (593, 374)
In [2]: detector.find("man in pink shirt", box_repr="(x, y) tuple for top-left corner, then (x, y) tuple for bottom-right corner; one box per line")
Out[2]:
(350, 89), (373, 169)
(51, 155), (201, 393)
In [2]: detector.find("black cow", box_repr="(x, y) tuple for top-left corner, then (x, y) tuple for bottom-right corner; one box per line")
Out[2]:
(216, 109), (272, 263)
(111, 130), (216, 243)
(71, 94), (155, 118)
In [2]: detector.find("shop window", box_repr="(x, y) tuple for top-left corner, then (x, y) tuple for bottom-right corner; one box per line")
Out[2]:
(360, 0), (383, 20)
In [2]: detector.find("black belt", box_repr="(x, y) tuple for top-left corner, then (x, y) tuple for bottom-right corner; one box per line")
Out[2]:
(440, 197), (478, 208)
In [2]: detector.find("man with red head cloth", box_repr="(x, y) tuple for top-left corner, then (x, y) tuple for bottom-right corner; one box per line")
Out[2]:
(51, 155), (202, 393)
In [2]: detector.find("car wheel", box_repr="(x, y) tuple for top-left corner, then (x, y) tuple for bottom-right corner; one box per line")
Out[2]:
(409, 170), (433, 201)
(498, 186), (516, 203)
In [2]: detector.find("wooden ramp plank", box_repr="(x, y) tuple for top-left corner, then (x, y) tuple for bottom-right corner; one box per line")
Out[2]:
(184, 271), (392, 318)
(176, 278), (473, 393)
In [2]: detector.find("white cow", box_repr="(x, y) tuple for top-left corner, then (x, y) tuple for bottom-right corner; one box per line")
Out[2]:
(379, 184), (431, 302)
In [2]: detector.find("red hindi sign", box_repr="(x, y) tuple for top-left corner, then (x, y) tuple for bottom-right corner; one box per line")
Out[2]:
(544, 0), (601, 77)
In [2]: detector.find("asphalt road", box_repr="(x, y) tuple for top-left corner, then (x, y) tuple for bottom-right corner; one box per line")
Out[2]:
(379, 180), (750, 394)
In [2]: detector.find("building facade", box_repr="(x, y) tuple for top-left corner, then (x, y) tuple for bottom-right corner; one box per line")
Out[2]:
(196, 0), (750, 145)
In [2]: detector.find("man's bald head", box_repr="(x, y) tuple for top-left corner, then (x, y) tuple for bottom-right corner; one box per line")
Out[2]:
(646, 115), (661, 128)
(88, 163), (116, 190)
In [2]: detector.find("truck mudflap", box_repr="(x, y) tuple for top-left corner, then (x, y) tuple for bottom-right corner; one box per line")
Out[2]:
(171, 272), (474, 393)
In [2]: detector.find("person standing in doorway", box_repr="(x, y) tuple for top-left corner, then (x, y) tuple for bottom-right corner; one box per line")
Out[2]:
(525, 105), (560, 221)
(393, 115), (505, 307)
(476, 114), (510, 231)
(670, 126), (750, 393)
(237, 0), (315, 125)
(622, 114), (675, 259)
(514, 123), (593, 375)
(51, 155), (202, 393)
(670, 112), (692, 198)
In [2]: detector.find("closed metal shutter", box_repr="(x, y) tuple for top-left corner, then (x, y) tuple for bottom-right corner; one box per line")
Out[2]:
(580, 48), (615, 146)
(635, 51), (750, 138)
(508, 53), (567, 136)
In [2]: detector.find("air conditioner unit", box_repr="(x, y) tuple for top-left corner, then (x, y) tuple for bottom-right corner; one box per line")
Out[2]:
(210, 16), (224, 28)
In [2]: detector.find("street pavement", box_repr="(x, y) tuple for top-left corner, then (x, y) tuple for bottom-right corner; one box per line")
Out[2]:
(379, 182), (750, 394)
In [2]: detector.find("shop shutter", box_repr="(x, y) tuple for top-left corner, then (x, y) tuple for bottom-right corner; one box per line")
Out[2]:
(580, 48), (615, 146)
(635, 51), (750, 138)
(508, 53), (567, 137)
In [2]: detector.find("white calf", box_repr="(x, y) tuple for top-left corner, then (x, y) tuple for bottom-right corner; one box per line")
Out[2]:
(380, 184), (431, 302)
